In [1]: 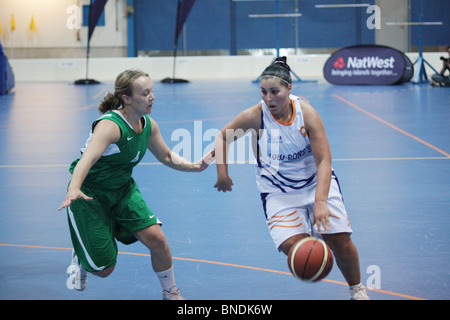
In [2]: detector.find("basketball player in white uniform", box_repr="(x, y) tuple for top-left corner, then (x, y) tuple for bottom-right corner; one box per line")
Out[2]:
(214, 57), (369, 300)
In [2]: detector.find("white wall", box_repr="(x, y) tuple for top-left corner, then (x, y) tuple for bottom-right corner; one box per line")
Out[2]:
(0, 0), (127, 57)
(8, 54), (328, 82)
(7, 52), (444, 83)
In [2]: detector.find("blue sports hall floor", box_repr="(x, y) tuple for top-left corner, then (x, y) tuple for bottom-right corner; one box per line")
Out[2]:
(0, 77), (449, 300)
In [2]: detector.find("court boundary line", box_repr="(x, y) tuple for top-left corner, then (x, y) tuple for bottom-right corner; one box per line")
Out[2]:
(333, 94), (450, 158)
(0, 157), (448, 169)
(0, 243), (426, 300)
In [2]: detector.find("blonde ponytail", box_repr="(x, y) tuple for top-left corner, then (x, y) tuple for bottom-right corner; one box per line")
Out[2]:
(98, 92), (122, 113)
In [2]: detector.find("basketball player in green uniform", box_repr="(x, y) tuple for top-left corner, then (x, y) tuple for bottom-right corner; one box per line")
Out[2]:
(58, 69), (213, 300)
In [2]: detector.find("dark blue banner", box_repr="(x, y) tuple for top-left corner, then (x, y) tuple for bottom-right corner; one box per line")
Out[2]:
(323, 45), (413, 85)
(175, 0), (196, 43)
(88, 0), (108, 42)
(0, 40), (14, 95)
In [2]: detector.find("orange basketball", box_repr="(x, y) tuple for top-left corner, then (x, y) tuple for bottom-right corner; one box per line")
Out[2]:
(287, 237), (333, 282)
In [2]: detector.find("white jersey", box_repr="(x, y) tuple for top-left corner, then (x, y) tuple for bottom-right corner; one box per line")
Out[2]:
(255, 94), (317, 194)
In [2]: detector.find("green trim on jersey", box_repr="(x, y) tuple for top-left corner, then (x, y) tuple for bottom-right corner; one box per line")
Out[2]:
(69, 110), (152, 190)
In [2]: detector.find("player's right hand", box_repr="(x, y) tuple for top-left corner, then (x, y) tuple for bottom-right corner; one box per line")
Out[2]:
(58, 189), (93, 211)
(214, 176), (234, 192)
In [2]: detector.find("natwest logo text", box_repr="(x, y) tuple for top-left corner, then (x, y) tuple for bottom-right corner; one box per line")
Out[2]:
(347, 56), (395, 69)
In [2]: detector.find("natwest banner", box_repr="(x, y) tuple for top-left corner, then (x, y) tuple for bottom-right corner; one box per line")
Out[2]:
(323, 45), (413, 85)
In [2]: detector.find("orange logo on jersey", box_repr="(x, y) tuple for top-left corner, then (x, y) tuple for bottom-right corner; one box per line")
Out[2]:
(299, 126), (307, 137)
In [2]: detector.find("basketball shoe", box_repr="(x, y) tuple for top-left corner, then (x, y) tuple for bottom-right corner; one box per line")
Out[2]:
(163, 286), (185, 300)
(349, 283), (370, 300)
(66, 250), (87, 291)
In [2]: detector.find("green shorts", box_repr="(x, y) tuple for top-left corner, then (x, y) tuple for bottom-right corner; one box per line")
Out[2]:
(67, 178), (160, 273)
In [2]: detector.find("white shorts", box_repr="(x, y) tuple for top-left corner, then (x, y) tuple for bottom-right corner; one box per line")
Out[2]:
(260, 175), (352, 250)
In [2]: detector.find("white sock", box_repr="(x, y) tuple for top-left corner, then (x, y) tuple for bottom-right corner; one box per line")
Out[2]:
(156, 266), (177, 292)
(349, 282), (364, 290)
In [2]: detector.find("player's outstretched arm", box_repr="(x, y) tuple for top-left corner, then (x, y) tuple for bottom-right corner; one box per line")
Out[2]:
(214, 104), (261, 192)
(148, 118), (213, 172)
(58, 120), (120, 211)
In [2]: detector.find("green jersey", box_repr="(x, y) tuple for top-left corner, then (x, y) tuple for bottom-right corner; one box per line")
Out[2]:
(69, 110), (152, 190)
